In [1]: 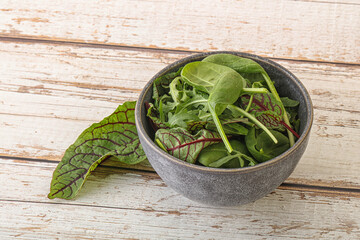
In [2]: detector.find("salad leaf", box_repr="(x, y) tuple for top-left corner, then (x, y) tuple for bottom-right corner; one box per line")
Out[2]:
(48, 101), (146, 200)
(153, 67), (183, 106)
(155, 127), (221, 164)
(203, 53), (268, 75)
(198, 139), (255, 168)
(245, 128), (289, 162)
(203, 53), (297, 146)
(281, 97), (300, 108)
(146, 102), (169, 131)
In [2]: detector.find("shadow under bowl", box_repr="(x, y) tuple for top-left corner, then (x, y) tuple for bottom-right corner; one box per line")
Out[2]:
(135, 51), (313, 206)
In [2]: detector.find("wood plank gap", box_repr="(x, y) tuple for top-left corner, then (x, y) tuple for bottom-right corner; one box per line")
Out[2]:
(0, 35), (195, 55)
(0, 154), (156, 175)
(1, 35), (359, 67)
(287, 0), (360, 6)
(0, 198), (210, 213)
(0, 198), (142, 211)
(2, 154), (360, 197)
(280, 182), (360, 197)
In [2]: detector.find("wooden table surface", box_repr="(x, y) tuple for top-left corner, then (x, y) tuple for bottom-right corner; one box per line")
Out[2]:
(1, 1), (359, 239)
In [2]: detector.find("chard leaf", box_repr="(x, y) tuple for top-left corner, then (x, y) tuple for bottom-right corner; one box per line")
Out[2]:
(155, 127), (221, 164)
(48, 101), (146, 200)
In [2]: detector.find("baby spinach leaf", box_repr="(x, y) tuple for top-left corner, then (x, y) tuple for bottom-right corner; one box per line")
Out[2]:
(206, 121), (248, 136)
(245, 128), (289, 162)
(198, 139), (254, 168)
(181, 61), (248, 152)
(181, 61), (234, 93)
(48, 101), (146, 200)
(155, 127), (221, 164)
(202, 53), (267, 75)
(281, 97), (299, 107)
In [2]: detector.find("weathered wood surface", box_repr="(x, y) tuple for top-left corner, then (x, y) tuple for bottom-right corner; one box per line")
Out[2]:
(0, 0), (359, 63)
(0, 41), (359, 189)
(1, 0), (360, 238)
(1, 158), (359, 239)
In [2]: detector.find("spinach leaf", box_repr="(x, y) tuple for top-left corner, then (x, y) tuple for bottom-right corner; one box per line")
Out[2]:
(206, 121), (248, 136)
(48, 101), (146, 199)
(181, 61), (247, 152)
(203, 54), (268, 75)
(245, 127), (289, 162)
(155, 127), (221, 164)
(281, 97), (299, 107)
(198, 139), (255, 168)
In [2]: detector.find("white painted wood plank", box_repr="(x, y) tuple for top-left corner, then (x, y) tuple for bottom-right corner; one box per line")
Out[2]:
(0, 0), (359, 63)
(0, 158), (359, 239)
(0, 41), (359, 188)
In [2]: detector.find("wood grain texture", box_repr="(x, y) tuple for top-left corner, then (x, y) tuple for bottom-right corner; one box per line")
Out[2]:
(1, 158), (359, 240)
(0, 0), (359, 63)
(0, 41), (359, 189)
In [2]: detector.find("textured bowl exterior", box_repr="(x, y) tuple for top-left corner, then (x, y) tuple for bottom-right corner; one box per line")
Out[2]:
(135, 51), (313, 206)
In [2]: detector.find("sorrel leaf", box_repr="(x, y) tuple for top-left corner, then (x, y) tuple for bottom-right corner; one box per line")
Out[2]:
(155, 127), (222, 164)
(242, 93), (282, 116)
(48, 101), (146, 200)
(241, 94), (300, 138)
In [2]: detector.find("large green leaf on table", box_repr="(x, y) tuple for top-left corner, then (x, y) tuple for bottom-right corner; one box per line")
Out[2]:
(48, 101), (146, 200)
(155, 127), (221, 164)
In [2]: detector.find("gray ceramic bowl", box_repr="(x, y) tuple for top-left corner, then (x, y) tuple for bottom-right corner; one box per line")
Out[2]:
(135, 51), (313, 206)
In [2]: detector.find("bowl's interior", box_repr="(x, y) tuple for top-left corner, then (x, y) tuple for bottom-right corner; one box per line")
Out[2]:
(138, 51), (313, 166)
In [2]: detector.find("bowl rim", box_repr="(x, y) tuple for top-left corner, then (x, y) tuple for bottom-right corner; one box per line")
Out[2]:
(135, 51), (313, 174)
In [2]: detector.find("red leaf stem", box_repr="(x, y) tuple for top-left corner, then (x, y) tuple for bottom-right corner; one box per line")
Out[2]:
(166, 138), (223, 151)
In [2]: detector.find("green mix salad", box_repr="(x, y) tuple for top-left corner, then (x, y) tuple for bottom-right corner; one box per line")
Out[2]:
(147, 54), (300, 168)
(48, 54), (300, 200)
